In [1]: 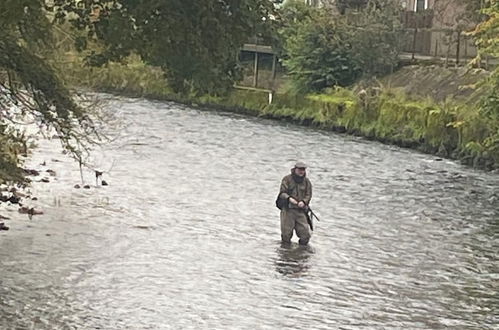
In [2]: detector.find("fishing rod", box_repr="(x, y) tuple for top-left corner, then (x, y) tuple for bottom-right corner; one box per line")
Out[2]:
(307, 207), (321, 222)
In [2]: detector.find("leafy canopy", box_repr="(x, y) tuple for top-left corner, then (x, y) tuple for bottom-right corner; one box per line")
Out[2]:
(53, 0), (281, 94)
(0, 0), (96, 184)
(279, 0), (404, 93)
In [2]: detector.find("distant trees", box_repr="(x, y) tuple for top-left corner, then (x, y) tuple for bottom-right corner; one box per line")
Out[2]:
(54, 0), (280, 94)
(335, 0), (369, 14)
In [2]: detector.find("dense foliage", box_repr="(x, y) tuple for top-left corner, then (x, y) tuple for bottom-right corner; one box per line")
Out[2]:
(279, 0), (404, 93)
(471, 0), (499, 159)
(52, 0), (280, 94)
(0, 0), (96, 184)
(1, 0), (498, 181)
(0, 0), (282, 184)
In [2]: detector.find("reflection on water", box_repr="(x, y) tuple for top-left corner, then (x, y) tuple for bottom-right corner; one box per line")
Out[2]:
(0, 96), (497, 329)
(275, 242), (314, 277)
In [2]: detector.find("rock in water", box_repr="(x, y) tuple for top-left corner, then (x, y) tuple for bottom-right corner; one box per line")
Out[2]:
(24, 169), (40, 176)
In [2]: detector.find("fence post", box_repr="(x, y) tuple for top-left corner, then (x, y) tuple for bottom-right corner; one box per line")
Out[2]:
(464, 35), (468, 62)
(253, 52), (259, 88)
(271, 54), (277, 80)
(456, 30), (461, 67)
(412, 28), (418, 61)
(270, 54), (277, 91)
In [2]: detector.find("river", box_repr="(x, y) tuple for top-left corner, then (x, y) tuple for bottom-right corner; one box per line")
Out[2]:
(1, 96), (497, 329)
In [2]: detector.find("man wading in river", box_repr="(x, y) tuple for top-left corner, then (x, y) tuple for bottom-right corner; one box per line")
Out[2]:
(277, 161), (312, 245)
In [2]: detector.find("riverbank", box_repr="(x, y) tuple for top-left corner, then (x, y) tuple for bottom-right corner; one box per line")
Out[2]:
(61, 56), (498, 171)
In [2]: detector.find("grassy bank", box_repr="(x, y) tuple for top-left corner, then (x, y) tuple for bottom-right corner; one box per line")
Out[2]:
(61, 56), (499, 171)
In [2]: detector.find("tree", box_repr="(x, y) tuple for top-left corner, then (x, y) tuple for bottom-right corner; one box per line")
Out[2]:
(275, 0), (318, 57)
(0, 0), (97, 184)
(471, 0), (499, 162)
(347, 1), (405, 76)
(474, 0), (499, 113)
(282, 12), (362, 92)
(473, 0), (499, 58)
(280, 0), (404, 92)
(53, 0), (281, 94)
(332, 0), (399, 14)
(335, 0), (369, 14)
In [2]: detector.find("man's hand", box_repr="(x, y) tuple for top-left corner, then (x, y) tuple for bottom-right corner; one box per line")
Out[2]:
(289, 197), (298, 205)
(298, 201), (306, 209)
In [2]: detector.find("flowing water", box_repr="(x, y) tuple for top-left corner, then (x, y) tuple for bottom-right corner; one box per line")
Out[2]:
(1, 96), (498, 329)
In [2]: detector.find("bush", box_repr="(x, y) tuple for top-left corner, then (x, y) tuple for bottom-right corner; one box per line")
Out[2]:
(279, 0), (404, 93)
(282, 12), (362, 92)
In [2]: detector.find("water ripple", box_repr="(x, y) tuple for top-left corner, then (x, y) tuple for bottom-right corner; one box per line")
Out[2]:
(1, 95), (497, 329)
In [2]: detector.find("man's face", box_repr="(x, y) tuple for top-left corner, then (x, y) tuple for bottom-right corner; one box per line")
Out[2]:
(295, 167), (306, 177)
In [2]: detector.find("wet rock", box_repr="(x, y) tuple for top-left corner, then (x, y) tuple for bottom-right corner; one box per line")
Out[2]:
(101, 180), (108, 186)
(24, 169), (40, 176)
(435, 158), (443, 161)
(0, 215), (10, 220)
(18, 207), (44, 218)
(133, 225), (151, 229)
(83, 185), (91, 189)
(0, 223), (9, 231)
(46, 169), (56, 176)
(13, 190), (27, 198)
(74, 184), (81, 189)
(18, 207), (30, 214)
(40, 161), (46, 166)
(7, 195), (21, 204)
(31, 197), (38, 201)
(51, 159), (61, 162)
(40, 178), (50, 183)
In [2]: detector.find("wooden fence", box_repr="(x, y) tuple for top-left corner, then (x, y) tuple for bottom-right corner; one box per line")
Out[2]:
(401, 28), (481, 66)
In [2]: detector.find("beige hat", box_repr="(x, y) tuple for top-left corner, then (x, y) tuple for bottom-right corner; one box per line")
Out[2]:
(294, 161), (307, 168)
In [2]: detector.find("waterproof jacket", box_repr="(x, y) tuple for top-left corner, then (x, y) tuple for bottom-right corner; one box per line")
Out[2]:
(279, 174), (312, 209)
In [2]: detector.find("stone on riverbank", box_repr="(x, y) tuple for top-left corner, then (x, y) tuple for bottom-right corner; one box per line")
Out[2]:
(18, 207), (44, 216)
(23, 169), (40, 176)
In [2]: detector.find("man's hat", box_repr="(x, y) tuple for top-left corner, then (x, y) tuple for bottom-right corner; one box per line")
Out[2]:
(294, 161), (307, 168)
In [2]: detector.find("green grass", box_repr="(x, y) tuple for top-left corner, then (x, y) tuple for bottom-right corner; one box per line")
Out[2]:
(60, 55), (499, 171)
